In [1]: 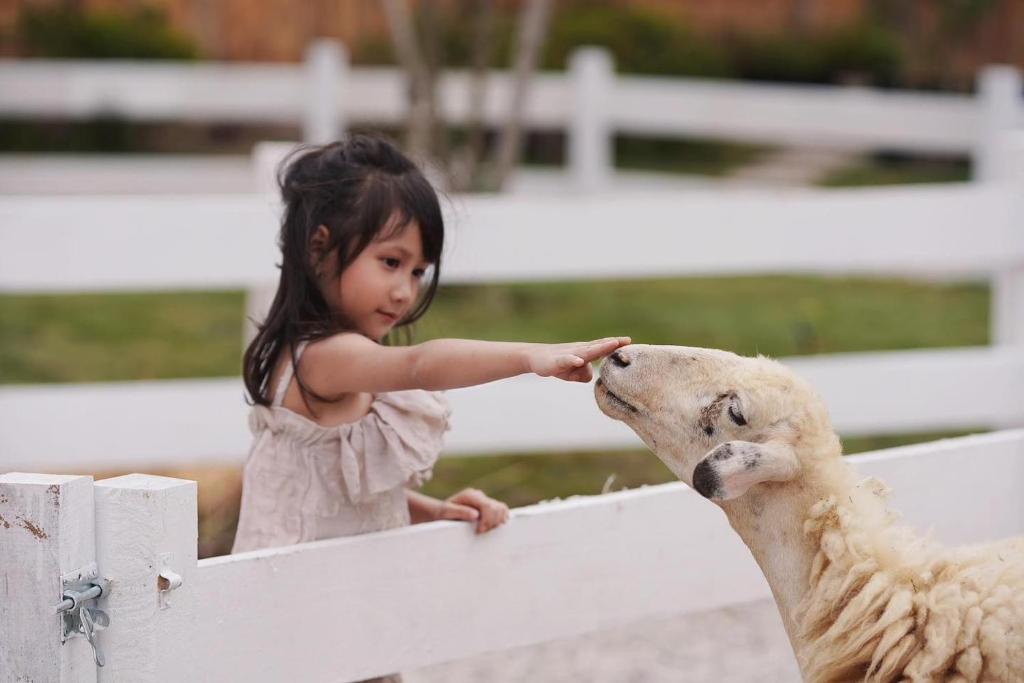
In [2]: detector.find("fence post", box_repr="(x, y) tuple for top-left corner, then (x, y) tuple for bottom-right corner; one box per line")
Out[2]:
(93, 474), (198, 682)
(992, 131), (1024, 346)
(568, 47), (614, 192)
(303, 39), (348, 144)
(975, 65), (1023, 182)
(0, 473), (98, 682)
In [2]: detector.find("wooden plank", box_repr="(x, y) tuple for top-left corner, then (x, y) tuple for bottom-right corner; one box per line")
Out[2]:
(0, 61), (991, 152)
(0, 473), (97, 682)
(93, 475), (198, 683)
(1, 347), (1021, 472)
(0, 61), (306, 122)
(0, 184), (1018, 293)
(612, 76), (980, 152)
(188, 430), (1024, 681)
(193, 483), (769, 682)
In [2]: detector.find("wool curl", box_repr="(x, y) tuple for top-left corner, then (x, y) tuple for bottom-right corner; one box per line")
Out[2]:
(794, 480), (1024, 683)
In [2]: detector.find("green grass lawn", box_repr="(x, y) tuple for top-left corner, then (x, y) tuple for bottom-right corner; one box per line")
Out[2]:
(820, 154), (970, 188)
(0, 276), (988, 384)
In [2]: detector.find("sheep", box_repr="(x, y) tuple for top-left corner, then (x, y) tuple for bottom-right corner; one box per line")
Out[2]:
(594, 344), (1024, 682)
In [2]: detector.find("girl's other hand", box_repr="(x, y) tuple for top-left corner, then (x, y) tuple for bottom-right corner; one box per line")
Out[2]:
(528, 336), (631, 382)
(439, 488), (510, 534)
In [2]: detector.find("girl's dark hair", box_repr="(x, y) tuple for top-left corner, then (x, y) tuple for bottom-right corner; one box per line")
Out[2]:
(243, 134), (444, 407)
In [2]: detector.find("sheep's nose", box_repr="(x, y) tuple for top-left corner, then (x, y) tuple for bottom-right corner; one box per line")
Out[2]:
(609, 349), (631, 368)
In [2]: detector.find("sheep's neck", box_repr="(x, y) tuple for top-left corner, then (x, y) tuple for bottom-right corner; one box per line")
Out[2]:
(721, 483), (823, 652)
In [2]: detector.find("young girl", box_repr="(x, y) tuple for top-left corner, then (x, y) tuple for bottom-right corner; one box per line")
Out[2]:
(232, 134), (629, 556)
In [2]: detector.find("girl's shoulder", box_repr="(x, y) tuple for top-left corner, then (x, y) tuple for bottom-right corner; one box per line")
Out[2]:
(291, 331), (376, 391)
(300, 331), (376, 362)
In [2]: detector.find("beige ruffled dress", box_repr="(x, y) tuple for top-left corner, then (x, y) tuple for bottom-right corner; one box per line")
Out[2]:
(232, 343), (451, 554)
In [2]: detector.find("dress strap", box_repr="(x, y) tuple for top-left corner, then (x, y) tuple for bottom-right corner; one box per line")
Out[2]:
(272, 341), (309, 407)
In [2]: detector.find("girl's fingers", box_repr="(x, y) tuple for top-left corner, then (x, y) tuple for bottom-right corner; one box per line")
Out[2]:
(558, 354), (585, 370)
(440, 502), (479, 522)
(478, 501), (511, 534)
(589, 336), (630, 347)
(568, 366), (592, 382)
(555, 363), (594, 383)
(577, 340), (620, 361)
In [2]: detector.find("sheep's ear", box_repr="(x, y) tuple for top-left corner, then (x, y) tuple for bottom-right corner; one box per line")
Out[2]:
(691, 440), (799, 501)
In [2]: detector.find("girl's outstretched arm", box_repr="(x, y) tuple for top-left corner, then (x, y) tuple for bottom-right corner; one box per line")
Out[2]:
(299, 334), (631, 395)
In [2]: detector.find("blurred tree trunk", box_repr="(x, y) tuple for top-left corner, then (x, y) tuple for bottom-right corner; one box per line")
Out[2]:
(381, 0), (439, 163)
(382, 0), (552, 192)
(490, 0), (552, 190)
(449, 0), (496, 192)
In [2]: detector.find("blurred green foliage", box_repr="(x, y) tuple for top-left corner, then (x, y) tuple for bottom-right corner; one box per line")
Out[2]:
(542, 4), (730, 77)
(614, 136), (771, 176)
(3, 5), (200, 153)
(729, 23), (902, 86)
(15, 5), (198, 60)
(0, 115), (138, 153)
(355, 3), (904, 87)
(0, 119), (299, 155)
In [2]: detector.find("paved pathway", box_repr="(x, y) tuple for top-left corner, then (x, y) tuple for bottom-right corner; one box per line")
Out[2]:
(408, 599), (801, 683)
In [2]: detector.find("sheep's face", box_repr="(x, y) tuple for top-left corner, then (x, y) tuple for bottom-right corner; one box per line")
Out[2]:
(596, 344), (831, 501)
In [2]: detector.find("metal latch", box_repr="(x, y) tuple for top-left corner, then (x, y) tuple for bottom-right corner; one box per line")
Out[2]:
(54, 562), (110, 667)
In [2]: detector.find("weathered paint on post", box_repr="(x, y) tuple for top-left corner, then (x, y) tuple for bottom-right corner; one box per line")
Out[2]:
(0, 473), (97, 682)
(93, 474), (198, 682)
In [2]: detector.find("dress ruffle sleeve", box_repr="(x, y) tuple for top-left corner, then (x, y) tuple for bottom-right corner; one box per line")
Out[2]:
(247, 389), (451, 505)
(339, 390), (451, 502)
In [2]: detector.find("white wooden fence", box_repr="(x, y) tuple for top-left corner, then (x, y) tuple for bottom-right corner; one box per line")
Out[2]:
(2, 43), (1022, 187)
(3, 429), (1023, 681)
(2, 177), (1024, 472)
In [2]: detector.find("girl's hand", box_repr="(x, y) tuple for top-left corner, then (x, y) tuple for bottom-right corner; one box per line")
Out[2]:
(527, 336), (631, 383)
(439, 488), (510, 534)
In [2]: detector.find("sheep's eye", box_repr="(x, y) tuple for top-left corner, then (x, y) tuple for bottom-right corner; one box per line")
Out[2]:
(728, 404), (747, 426)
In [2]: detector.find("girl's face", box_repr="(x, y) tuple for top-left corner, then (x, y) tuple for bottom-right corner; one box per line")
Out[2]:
(331, 222), (431, 341)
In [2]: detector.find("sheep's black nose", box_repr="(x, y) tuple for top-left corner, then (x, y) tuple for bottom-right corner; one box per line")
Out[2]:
(609, 350), (630, 368)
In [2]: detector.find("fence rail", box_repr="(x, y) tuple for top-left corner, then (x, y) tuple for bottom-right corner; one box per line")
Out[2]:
(2, 43), (1022, 186)
(2, 345), (1023, 472)
(1, 183), (1021, 293)
(3, 430), (1022, 681)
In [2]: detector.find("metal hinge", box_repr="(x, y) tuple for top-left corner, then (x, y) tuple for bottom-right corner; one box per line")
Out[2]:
(54, 562), (110, 667)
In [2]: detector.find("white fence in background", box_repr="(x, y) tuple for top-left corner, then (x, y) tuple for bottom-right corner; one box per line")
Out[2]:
(3, 430), (1023, 681)
(2, 178), (1024, 471)
(1, 42), (1022, 187)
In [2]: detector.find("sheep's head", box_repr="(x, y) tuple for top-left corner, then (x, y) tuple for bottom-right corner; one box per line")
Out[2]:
(595, 344), (837, 502)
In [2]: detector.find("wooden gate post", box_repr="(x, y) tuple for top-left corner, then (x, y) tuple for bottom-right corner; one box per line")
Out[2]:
(94, 474), (198, 682)
(0, 473), (98, 682)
